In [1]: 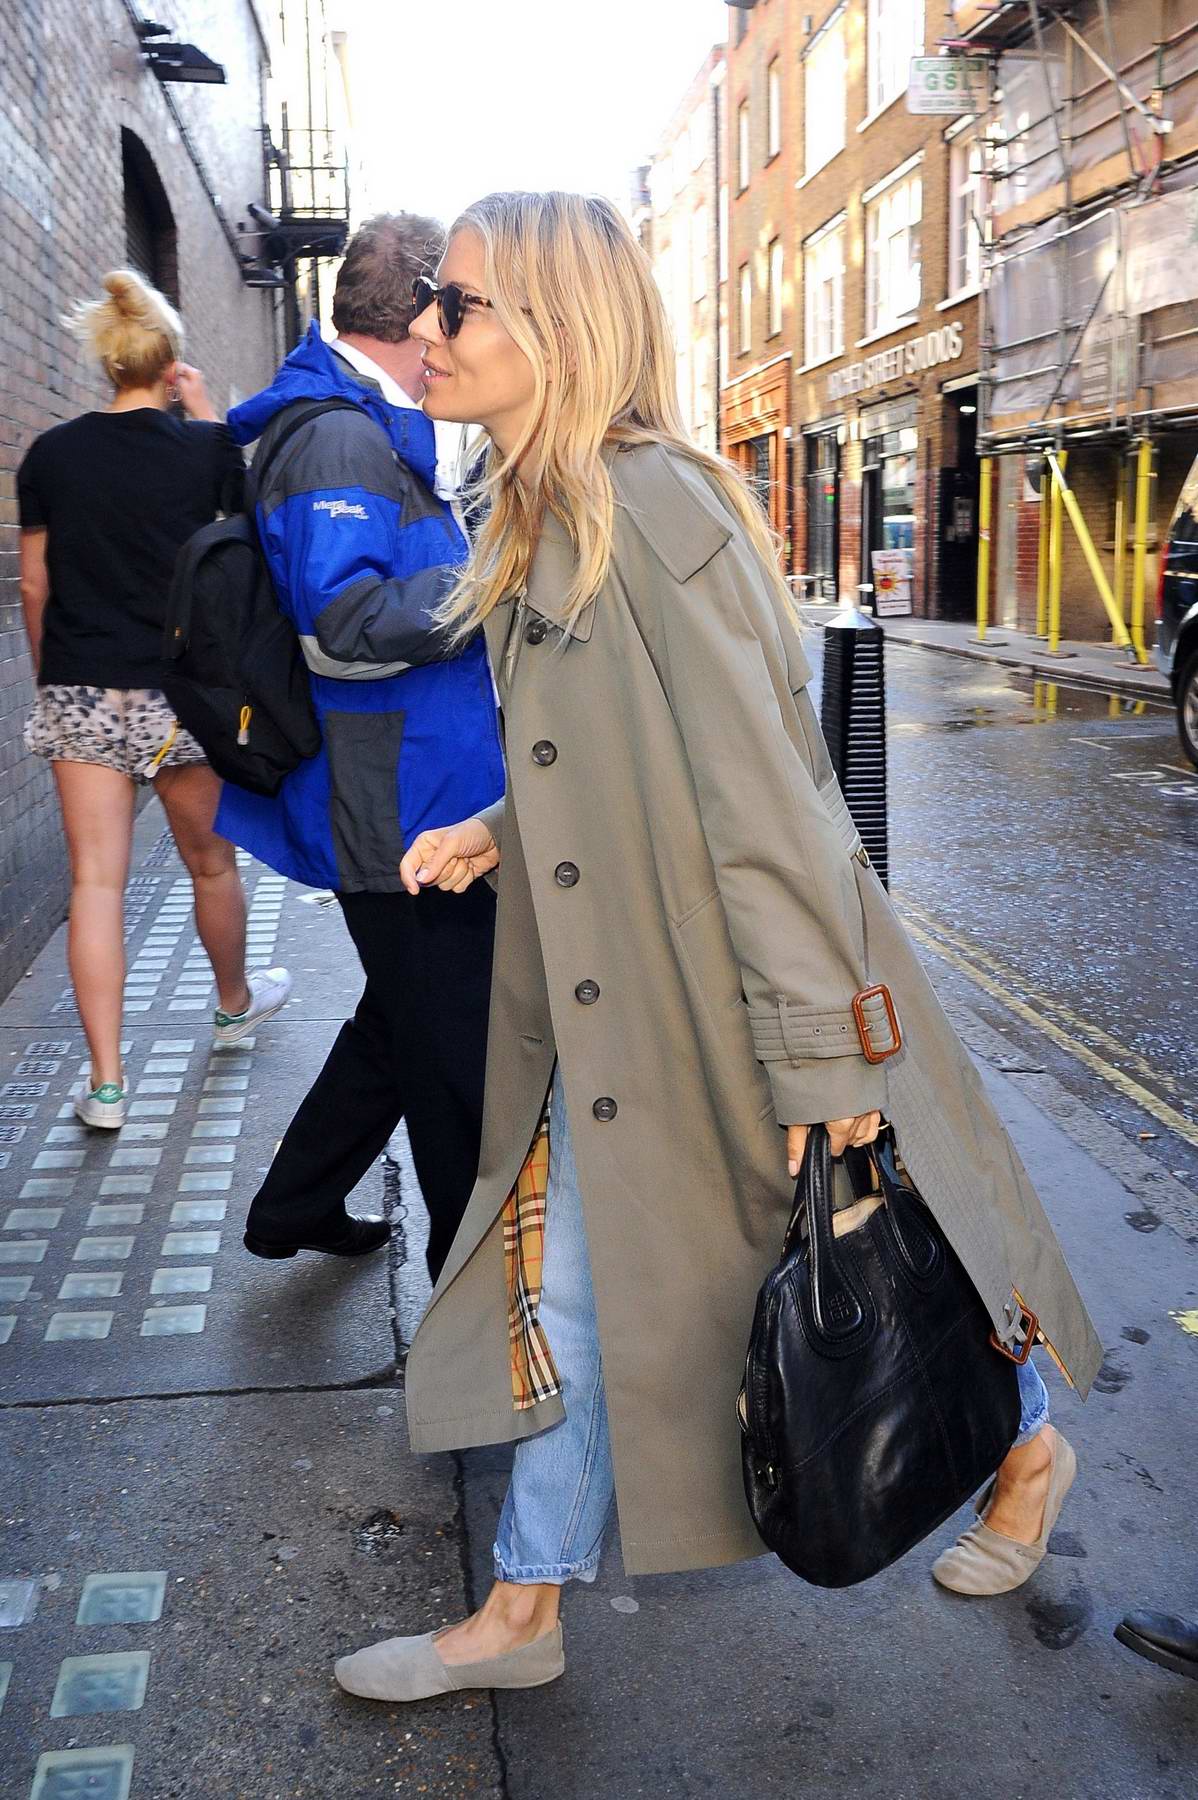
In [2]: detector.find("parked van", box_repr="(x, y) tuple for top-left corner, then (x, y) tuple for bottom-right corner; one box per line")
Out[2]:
(1157, 458), (1198, 767)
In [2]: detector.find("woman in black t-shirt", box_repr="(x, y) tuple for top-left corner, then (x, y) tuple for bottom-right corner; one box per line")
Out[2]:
(18, 271), (291, 1129)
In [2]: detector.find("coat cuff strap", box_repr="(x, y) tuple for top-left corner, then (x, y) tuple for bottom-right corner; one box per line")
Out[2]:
(750, 988), (902, 1065)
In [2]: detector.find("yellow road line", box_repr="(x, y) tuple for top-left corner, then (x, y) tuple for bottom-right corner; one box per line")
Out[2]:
(898, 898), (1187, 1102)
(902, 918), (1198, 1149)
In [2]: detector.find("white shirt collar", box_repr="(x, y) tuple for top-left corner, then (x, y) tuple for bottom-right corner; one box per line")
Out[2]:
(331, 334), (420, 410)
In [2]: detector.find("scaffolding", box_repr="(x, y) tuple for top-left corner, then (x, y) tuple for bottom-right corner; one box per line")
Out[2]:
(952, 0), (1198, 656)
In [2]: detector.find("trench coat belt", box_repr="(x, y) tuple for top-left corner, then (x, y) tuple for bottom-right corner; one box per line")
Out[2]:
(817, 773), (866, 862)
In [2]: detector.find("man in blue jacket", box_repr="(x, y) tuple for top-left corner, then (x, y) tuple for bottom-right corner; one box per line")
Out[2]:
(217, 214), (504, 1280)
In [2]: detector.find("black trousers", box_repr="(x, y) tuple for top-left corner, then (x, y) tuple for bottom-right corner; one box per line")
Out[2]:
(247, 883), (496, 1282)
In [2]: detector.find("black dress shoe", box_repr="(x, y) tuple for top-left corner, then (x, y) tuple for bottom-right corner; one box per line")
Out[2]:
(244, 1214), (391, 1260)
(1115, 1610), (1198, 1680)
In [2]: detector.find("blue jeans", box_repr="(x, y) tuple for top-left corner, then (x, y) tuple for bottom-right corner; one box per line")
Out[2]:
(492, 1083), (1052, 1585)
(493, 1080), (615, 1584)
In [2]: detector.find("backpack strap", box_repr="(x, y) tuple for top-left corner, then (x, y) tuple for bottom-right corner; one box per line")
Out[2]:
(248, 398), (365, 510)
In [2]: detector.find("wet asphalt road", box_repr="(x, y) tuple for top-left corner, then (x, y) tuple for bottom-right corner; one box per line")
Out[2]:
(804, 631), (1198, 1192)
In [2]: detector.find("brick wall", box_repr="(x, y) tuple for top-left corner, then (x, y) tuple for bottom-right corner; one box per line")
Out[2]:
(0, 0), (279, 997)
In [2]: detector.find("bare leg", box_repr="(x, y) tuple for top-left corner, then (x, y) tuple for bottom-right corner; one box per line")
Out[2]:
(984, 1423), (1056, 1542)
(156, 764), (250, 1016)
(433, 1580), (561, 1665)
(53, 762), (136, 1089)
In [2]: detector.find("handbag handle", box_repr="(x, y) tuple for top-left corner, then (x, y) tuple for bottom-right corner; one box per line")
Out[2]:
(782, 1126), (868, 1343)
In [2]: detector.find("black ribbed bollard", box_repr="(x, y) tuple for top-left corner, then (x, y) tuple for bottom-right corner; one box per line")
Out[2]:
(820, 608), (889, 889)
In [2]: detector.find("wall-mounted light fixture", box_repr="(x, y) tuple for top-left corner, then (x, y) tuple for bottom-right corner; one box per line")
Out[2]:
(137, 19), (226, 85)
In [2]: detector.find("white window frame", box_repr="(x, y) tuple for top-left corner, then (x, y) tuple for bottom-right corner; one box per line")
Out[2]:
(864, 163), (922, 337)
(768, 237), (784, 337)
(803, 8), (846, 180)
(737, 100), (751, 192)
(948, 131), (983, 297)
(866, 0), (924, 120)
(803, 214), (845, 365)
(739, 263), (752, 352)
(767, 59), (782, 161)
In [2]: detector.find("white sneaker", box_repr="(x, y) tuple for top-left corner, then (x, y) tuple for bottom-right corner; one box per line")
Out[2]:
(213, 967), (293, 1045)
(73, 1080), (129, 1130)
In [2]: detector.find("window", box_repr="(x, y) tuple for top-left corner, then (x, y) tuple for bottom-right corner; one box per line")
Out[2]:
(737, 101), (751, 191)
(719, 184), (729, 283)
(804, 10), (846, 179)
(739, 263), (752, 351)
(767, 59), (781, 160)
(692, 203), (709, 302)
(122, 129), (178, 305)
(865, 168), (922, 335)
(768, 237), (784, 337)
(948, 134), (983, 295)
(867, 0), (923, 118)
(803, 217), (845, 363)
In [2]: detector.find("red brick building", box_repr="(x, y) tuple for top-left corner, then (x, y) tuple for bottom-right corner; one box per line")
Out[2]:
(720, 0), (984, 618)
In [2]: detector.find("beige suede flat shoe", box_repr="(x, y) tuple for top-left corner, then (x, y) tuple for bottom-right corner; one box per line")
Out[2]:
(931, 1434), (1077, 1597)
(335, 1622), (565, 1702)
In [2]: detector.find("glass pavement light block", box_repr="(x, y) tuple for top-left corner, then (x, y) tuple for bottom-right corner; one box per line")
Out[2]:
(151, 1266), (212, 1295)
(161, 1231), (220, 1257)
(0, 1317), (15, 1344)
(86, 1205), (144, 1228)
(0, 1659), (9, 1712)
(191, 1120), (242, 1139)
(76, 1571), (166, 1626)
(170, 1200), (226, 1224)
(136, 1078), (183, 1095)
(98, 1176), (154, 1197)
(0, 1577), (41, 1626)
(150, 1040), (195, 1053)
(199, 1096), (245, 1114)
(143, 1059), (187, 1074)
(184, 1146), (235, 1166)
(203, 1076), (248, 1092)
(127, 1100), (176, 1119)
(73, 1237), (135, 1262)
(20, 1179), (76, 1198)
(33, 1150), (86, 1171)
(4, 1209), (63, 1231)
(30, 1745), (135, 1800)
(0, 1276), (34, 1301)
(108, 1149), (162, 1169)
(0, 1241), (49, 1264)
(177, 1172), (231, 1193)
(141, 1304), (206, 1336)
(45, 1312), (114, 1342)
(50, 1651), (150, 1717)
(59, 1273), (123, 1300)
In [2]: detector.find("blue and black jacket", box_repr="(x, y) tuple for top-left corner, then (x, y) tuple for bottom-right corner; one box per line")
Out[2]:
(215, 323), (504, 892)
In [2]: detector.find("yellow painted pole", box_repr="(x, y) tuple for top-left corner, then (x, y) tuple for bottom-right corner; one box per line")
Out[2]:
(1048, 451), (1065, 655)
(1130, 436), (1153, 667)
(976, 455), (993, 642)
(1047, 451), (1136, 653)
(1112, 452), (1127, 635)
(1035, 469), (1050, 639)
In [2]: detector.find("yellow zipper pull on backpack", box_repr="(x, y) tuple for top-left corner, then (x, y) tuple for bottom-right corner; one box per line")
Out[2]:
(237, 704), (252, 747)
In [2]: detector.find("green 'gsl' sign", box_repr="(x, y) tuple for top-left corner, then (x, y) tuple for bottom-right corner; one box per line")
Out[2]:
(906, 55), (990, 115)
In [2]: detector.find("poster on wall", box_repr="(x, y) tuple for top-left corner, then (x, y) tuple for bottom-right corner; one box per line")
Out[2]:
(871, 549), (914, 616)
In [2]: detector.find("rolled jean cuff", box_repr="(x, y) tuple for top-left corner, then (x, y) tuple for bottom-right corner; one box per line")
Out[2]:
(492, 1547), (600, 1587)
(1013, 1355), (1051, 1447)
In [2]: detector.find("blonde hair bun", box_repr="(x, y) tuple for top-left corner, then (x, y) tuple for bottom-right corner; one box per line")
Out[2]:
(65, 269), (184, 390)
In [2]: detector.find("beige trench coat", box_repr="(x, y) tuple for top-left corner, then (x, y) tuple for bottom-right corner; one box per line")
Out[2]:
(404, 442), (1102, 1578)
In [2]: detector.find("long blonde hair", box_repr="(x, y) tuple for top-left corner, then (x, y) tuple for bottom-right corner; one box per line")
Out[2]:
(440, 191), (791, 636)
(64, 269), (183, 390)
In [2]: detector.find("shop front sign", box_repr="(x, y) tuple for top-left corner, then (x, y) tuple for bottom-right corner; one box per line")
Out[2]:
(871, 548), (914, 617)
(828, 321), (964, 403)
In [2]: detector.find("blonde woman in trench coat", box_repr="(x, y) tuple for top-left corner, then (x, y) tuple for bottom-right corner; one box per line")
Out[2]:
(333, 193), (1102, 1704)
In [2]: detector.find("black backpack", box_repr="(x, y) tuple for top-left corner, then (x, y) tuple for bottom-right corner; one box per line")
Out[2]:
(162, 398), (360, 797)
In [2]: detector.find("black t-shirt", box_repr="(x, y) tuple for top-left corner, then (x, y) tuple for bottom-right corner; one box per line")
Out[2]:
(17, 410), (245, 688)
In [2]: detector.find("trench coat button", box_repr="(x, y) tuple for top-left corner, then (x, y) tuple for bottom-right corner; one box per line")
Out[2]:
(555, 861), (580, 887)
(575, 979), (600, 1004)
(532, 740), (558, 766)
(592, 1096), (617, 1121)
(525, 618), (549, 645)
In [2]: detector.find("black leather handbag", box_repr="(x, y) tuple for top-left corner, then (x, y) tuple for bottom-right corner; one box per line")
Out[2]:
(739, 1125), (1022, 1588)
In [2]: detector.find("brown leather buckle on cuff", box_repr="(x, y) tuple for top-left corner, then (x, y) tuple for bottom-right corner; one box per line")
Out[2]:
(852, 984), (902, 1063)
(990, 1301), (1039, 1364)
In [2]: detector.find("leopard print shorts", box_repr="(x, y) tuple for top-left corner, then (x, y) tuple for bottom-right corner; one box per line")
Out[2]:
(25, 686), (207, 784)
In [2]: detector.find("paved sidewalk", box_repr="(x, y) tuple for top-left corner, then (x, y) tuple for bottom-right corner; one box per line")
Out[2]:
(801, 605), (1173, 704)
(1, 804), (1196, 1798)
(0, 808), (496, 1799)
